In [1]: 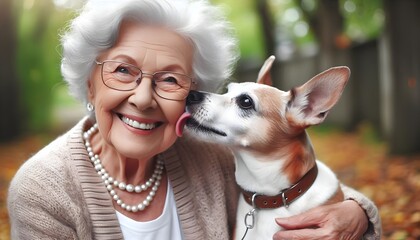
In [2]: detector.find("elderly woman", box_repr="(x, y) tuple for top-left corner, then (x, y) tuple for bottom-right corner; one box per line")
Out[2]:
(8, 0), (381, 239)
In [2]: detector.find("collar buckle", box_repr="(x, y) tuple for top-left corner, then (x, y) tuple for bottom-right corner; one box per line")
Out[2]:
(281, 191), (289, 208)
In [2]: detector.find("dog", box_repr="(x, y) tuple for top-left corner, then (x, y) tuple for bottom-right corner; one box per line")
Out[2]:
(177, 55), (348, 239)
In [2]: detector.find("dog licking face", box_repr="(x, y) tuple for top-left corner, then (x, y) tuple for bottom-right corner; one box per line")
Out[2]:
(182, 55), (350, 239)
(185, 82), (290, 151)
(184, 56), (350, 158)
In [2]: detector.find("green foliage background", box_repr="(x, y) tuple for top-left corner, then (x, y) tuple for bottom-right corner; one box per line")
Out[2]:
(212, 0), (266, 59)
(15, 2), (73, 132)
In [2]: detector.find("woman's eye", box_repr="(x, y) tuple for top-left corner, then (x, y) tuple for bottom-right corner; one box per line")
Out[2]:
(237, 95), (254, 109)
(162, 76), (178, 84)
(116, 66), (130, 74)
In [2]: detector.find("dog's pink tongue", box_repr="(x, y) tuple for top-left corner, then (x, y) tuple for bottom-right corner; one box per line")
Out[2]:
(176, 112), (191, 137)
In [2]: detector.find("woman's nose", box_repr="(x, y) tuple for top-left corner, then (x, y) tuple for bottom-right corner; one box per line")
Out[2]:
(128, 77), (157, 110)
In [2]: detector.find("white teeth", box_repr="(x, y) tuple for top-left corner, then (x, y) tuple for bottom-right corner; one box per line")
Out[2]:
(122, 116), (157, 130)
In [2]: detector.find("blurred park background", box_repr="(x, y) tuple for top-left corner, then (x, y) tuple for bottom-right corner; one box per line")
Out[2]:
(0, 0), (419, 239)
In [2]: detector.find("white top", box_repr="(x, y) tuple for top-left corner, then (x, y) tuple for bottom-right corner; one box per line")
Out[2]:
(116, 181), (184, 240)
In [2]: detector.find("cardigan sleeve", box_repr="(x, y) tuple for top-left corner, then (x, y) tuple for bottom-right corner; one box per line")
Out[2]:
(341, 184), (382, 240)
(7, 139), (92, 240)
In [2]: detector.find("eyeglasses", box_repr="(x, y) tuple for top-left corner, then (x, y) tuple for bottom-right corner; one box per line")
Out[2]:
(95, 60), (196, 101)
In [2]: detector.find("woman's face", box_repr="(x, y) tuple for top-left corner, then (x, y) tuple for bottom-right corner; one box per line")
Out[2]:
(88, 21), (193, 160)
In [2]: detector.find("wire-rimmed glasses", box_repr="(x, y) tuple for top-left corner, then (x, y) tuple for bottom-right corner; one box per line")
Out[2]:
(96, 60), (196, 101)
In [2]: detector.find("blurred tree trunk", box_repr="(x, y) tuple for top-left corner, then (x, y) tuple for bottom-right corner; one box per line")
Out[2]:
(255, 0), (281, 87)
(297, 0), (349, 69)
(297, 0), (354, 129)
(315, 0), (348, 69)
(381, 0), (420, 155)
(255, 0), (275, 58)
(0, 0), (20, 142)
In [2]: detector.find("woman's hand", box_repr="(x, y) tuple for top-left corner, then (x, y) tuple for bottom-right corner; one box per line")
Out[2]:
(273, 200), (368, 240)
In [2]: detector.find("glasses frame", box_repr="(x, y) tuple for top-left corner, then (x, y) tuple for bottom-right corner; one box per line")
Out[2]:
(95, 60), (196, 101)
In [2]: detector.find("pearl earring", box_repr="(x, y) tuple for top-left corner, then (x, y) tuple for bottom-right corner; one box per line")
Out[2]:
(86, 102), (94, 112)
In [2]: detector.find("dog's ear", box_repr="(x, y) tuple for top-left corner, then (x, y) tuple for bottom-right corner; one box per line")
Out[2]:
(286, 66), (350, 127)
(256, 55), (275, 86)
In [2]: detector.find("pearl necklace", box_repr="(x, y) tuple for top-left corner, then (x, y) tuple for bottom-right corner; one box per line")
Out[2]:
(83, 123), (164, 213)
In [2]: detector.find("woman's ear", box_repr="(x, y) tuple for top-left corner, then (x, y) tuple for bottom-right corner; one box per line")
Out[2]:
(87, 79), (95, 103)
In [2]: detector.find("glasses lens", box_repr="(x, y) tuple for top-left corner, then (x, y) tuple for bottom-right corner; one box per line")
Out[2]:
(101, 61), (140, 90)
(99, 61), (193, 100)
(153, 72), (191, 100)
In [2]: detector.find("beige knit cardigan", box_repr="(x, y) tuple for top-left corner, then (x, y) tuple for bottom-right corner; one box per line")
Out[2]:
(8, 118), (381, 239)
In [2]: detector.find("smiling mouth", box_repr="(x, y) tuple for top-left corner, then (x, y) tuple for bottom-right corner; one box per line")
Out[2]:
(186, 118), (227, 137)
(117, 114), (162, 130)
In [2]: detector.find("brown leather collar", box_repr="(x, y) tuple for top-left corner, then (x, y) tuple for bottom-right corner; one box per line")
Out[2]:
(241, 164), (318, 209)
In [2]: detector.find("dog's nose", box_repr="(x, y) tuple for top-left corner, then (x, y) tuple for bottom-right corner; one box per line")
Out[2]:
(187, 90), (204, 105)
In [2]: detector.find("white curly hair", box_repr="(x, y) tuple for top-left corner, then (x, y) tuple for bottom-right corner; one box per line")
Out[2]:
(60, 0), (239, 105)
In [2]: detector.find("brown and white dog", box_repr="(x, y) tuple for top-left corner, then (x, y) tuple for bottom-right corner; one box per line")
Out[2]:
(178, 56), (348, 239)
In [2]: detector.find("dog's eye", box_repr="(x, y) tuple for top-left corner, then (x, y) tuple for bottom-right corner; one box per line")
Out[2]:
(237, 95), (254, 109)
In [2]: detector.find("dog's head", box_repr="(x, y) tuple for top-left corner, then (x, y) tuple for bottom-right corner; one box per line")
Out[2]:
(183, 56), (350, 155)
